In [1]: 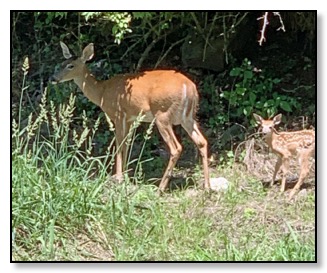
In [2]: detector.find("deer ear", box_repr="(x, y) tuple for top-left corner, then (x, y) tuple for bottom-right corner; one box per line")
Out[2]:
(273, 113), (282, 125)
(60, 41), (72, 59)
(253, 113), (263, 125)
(81, 43), (94, 63)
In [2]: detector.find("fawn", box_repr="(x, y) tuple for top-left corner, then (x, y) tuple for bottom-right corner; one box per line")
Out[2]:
(253, 113), (315, 200)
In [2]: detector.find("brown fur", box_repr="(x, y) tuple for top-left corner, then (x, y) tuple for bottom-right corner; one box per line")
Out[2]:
(52, 42), (210, 191)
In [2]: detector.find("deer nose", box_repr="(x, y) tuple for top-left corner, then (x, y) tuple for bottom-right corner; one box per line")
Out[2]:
(49, 75), (59, 84)
(262, 127), (271, 134)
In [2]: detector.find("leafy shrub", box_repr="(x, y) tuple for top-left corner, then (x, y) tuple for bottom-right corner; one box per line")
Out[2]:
(221, 58), (301, 121)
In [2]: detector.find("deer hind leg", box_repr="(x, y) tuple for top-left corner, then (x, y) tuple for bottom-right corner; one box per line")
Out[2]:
(156, 119), (182, 192)
(271, 157), (282, 187)
(182, 120), (210, 189)
(288, 149), (312, 200)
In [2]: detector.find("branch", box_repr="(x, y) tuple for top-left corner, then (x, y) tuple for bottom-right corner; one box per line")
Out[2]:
(135, 28), (175, 72)
(257, 12), (269, 46)
(257, 12), (286, 46)
(135, 37), (159, 72)
(154, 37), (186, 68)
(203, 12), (219, 62)
(120, 18), (171, 61)
(190, 12), (204, 35)
(273, 12), (286, 32)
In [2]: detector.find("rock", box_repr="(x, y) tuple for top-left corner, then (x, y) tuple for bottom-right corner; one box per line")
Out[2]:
(209, 177), (229, 192)
(181, 35), (225, 72)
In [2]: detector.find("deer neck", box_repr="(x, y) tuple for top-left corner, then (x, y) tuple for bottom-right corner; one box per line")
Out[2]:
(74, 66), (104, 107)
(264, 128), (279, 149)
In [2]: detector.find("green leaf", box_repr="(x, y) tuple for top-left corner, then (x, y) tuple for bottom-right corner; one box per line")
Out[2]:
(230, 67), (242, 77)
(132, 12), (155, 20)
(244, 70), (253, 79)
(236, 87), (246, 96)
(236, 108), (242, 116)
(264, 99), (274, 108)
(243, 106), (253, 116)
(249, 93), (256, 105)
(272, 92), (279, 99)
(272, 78), (281, 84)
(280, 101), (292, 112)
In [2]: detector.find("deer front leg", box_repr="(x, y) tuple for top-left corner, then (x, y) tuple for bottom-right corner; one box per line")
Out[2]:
(115, 144), (124, 181)
(271, 157), (282, 187)
(113, 118), (130, 182)
(280, 155), (290, 192)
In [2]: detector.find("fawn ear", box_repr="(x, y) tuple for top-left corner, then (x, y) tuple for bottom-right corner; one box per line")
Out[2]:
(253, 113), (263, 125)
(273, 114), (282, 125)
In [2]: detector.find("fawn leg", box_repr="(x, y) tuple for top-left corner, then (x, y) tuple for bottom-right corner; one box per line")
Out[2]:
(280, 156), (290, 192)
(288, 149), (312, 200)
(271, 157), (282, 187)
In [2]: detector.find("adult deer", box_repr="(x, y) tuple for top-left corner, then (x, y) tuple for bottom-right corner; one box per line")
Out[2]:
(51, 42), (210, 192)
(253, 113), (315, 200)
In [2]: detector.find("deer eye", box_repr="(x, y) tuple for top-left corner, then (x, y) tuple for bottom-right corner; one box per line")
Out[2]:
(66, 64), (74, 70)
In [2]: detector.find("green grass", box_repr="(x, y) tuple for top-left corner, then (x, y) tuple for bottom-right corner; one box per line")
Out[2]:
(12, 90), (315, 261)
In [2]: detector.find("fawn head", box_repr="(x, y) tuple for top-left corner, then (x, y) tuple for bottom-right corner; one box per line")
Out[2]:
(51, 42), (94, 84)
(253, 113), (282, 134)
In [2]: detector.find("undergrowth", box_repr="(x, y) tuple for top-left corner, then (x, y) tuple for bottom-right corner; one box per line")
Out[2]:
(11, 71), (315, 261)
